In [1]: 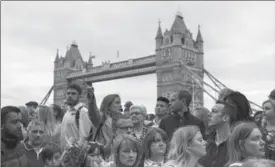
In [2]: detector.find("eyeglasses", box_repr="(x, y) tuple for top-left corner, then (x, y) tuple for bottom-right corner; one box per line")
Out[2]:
(130, 112), (142, 116)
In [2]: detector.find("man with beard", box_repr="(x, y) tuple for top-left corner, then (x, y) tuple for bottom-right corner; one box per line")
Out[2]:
(60, 84), (93, 150)
(153, 96), (169, 127)
(159, 90), (205, 139)
(1, 106), (28, 167)
(199, 100), (237, 167)
(23, 120), (46, 167)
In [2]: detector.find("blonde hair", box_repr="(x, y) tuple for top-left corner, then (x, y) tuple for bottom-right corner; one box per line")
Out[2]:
(241, 158), (275, 167)
(130, 104), (147, 115)
(166, 126), (200, 166)
(37, 105), (56, 136)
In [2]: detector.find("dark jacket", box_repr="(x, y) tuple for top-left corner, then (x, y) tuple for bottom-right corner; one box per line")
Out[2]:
(1, 138), (29, 167)
(23, 142), (45, 167)
(159, 111), (206, 140)
(199, 133), (229, 167)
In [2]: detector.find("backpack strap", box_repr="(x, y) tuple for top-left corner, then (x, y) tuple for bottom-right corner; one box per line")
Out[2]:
(75, 105), (84, 129)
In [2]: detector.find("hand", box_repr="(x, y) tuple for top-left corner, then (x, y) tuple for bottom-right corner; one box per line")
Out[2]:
(86, 85), (95, 101)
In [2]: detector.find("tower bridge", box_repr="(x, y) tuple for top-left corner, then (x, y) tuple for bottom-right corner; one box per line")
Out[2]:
(53, 13), (204, 108)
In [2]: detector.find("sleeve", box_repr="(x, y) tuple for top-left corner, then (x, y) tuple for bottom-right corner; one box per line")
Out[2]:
(88, 100), (102, 128)
(159, 118), (165, 131)
(79, 107), (94, 142)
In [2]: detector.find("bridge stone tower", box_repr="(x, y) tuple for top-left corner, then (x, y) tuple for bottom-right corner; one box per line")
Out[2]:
(155, 13), (204, 107)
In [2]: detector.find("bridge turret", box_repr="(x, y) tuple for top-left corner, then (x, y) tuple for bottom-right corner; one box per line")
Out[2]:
(195, 25), (204, 53)
(155, 21), (163, 51)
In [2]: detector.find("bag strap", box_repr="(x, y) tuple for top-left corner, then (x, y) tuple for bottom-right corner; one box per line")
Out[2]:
(75, 105), (84, 129)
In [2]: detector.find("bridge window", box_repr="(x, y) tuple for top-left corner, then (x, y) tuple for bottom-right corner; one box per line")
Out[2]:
(165, 38), (169, 45)
(181, 37), (185, 45)
(170, 36), (173, 43)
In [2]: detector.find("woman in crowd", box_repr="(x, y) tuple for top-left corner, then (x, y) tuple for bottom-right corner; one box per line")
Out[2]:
(262, 100), (275, 160)
(241, 158), (275, 167)
(164, 126), (206, 167)
(50, 104), (64, 124)
(87, 87), (123, 158)
(129, 105), (149, 146)
(224, 91), (253, 123)
(253, 111), (263, 127)
(110, 134), (143, 167)
(37, 105), (61, 145)
(225, 122), (266, 167)
(143, 128), (168, 167)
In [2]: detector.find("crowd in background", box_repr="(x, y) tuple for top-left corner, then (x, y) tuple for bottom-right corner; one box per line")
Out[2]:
(1, 83), (275, 167)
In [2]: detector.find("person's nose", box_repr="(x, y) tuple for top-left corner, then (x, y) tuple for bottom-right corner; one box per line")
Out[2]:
(129, 150), (135, 157)
(259, 138), (265, 146)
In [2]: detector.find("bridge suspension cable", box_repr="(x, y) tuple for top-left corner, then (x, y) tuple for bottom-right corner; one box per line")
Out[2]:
(40, 86), (54, 105)
(179, 60), (262, 112)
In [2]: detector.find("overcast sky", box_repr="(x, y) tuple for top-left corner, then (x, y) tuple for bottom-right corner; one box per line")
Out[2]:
(2, 1), (275, 113)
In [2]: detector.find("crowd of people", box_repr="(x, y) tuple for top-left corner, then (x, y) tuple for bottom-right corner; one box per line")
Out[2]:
(1, 83), (275, 167)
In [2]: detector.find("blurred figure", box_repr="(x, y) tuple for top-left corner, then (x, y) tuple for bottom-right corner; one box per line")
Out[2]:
(40, 144), (62, 167)
(241, 158), (275, 167)
(25, 101), (38, 110)
(253, 111), (263, 127)
(24, 120), (47, 167)
(130, 105), (149, 146)
(199, 100), (237, 167)
(144, 114), (155, 127)
(225, 122), (265, 167)
(262, 99), (275, 160)
(159, 91), (205, 140)
(1, 106), (28, 167)
(124, 101), (134, 118)
(164, 126), (206, 167)
(143, 128), (168, 167)
(154, 96), (170, 127)
(268, 89), (275, 104)
(192, 107), (210, 129)
(37, 105), (61, 145)
(50, 104), (64, 123)
(114, 118), (134, 136)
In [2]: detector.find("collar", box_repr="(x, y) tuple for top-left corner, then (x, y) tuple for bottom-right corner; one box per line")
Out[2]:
(69, 102), (85, 111)
(145, 159), (164, 166)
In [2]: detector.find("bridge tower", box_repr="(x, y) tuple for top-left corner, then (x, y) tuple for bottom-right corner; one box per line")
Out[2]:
(53, 42), (87, 106)
(155, 12), (204, 107)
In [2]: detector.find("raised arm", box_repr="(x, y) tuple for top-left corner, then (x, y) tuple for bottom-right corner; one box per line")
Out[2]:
(87, 86), (102, 128)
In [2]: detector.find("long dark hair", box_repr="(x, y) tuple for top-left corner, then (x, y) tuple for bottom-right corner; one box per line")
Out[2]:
(224, 91), (252, 124)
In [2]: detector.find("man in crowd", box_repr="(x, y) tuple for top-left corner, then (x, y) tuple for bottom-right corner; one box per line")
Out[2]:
(153, 96), (170, 127)
(199, 100), (237, 167)
(269, 89), (275, 104)
(124, 101), (133, 118)
(159, 90), (205, 139)
(60, 84), (93, 150)
(23, 120), (46, 167)
(1, 106), (28, 167)
(25, 101), (38, 110)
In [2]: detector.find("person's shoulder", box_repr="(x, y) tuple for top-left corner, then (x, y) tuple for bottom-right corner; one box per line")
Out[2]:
(187, 112), (203, 124)
(161, 114), (175, 122)
(228, 162), (243, 167)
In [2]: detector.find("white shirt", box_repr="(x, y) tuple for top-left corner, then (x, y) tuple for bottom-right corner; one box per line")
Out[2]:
(60, 102), (94, 150)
